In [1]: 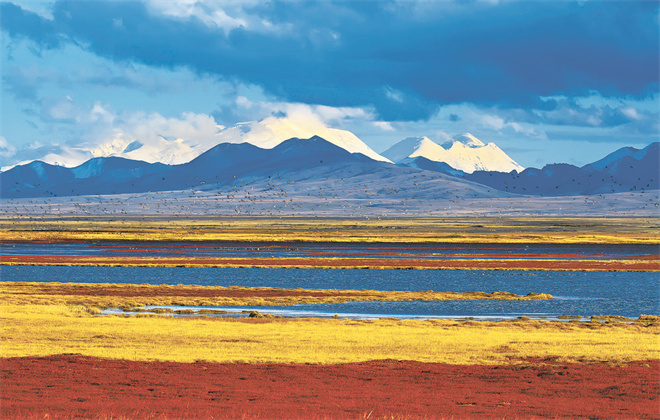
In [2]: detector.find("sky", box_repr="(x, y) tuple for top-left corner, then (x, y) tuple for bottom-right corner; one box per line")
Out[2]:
(1, 0), (658, 170)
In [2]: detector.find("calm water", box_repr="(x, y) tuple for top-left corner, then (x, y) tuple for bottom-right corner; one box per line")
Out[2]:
(3, 265), (658, 319)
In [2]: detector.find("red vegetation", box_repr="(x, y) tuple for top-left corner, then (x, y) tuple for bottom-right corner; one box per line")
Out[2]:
(2, 254), (659, 271)
(2, 356), (658, 419)
(8, 281), (368, 299)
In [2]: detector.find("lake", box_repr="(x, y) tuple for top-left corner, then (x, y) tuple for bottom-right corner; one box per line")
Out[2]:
(3, 263), (658, 320)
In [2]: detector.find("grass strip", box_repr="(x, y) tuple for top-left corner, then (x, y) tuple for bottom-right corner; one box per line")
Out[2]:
(0, 281), (552, 308)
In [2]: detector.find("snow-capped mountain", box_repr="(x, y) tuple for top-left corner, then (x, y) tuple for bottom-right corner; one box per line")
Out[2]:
(1, 135), (482, 199)
(381, 133), (524, 173)
(1, 137), (657, 216)
(214, 117), (391, 163)
(1, 117), (391, 171)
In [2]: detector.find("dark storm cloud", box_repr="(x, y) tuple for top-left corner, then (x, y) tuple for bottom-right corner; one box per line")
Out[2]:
(0, 2), (63, 48)
(1, 0), (658, 121)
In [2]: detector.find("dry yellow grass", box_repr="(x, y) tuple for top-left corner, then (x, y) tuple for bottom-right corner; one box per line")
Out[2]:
(1, 303), (657, 365)
(0, 281), (552, 309)
(1, 216), (658, 243)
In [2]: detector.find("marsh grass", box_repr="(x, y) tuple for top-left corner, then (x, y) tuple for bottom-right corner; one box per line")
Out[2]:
(0, 281), (552, 309)
(1, 303), (657, 365)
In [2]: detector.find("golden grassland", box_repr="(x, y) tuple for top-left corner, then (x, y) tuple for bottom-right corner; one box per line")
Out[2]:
(1, 303), (658, 365)
(0, 283), (657, 366)
(1, 216), (658, 243)
(0, 282), (552, 309)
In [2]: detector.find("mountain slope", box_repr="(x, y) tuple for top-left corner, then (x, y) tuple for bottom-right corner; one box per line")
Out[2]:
(146, 136), (381, 193)
(582, 144), (655, 173)
(460, 142), (659, 196)
(1, 157), (172, 198)
(1, 161), (74, 197)
(382, 133), (524, 173)
(398, 156), (467, 177)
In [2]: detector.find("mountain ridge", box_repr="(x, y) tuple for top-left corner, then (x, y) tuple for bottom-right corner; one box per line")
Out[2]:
(458, 142), (659, 196)
(382, 133), (524, 174)
(0, 137), (392, 198)
(1, 137), (657, 201)
(0, 117), (392, 171)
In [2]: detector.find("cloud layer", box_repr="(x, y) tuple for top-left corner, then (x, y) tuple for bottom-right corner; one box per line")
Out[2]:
(1, 0), (658, 168)
(3, 0), (658, 121)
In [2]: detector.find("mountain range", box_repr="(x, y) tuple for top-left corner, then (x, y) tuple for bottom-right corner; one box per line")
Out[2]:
(382, 133), (524, 174)
(442, 142), (658, 196)
(1, 116), (391, 170)
(1, 131), (657, 201)
(2, 111), (521, 174)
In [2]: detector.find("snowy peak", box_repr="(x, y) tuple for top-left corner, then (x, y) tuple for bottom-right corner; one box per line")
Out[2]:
(215, 117), (392, 163)
(446, 133), (486, 148)
(379, 136), (437, 163)
(382, 133), (524, 174)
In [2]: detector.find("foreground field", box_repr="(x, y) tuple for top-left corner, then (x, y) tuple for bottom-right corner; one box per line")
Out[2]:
(3, 356), (658, 419)
(2, 283), (659, 419)
(1, 216), (658, 243)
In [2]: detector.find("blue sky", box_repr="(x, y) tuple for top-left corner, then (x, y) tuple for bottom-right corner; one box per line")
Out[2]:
(1, 0), (658, 169)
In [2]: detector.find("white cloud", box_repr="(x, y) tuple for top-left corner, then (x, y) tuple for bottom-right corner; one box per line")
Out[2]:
(481, 114), (506, 130)
(90, 102), (115, 124)
(143, 0), (287, 35)
(87, 111), (226, 164)
(313, 104), (368, 122)
(0, 137), (16, 158)
(41, 97), (117, 126)
(9, 103), (228, 166)
(9, 0), (55, 20)
(586, 115), (601, 126)
(45, 96), (79, 121)
(39, 148), (92, 168)
(235, 96), (253, 109)
(432, 131), (454, 142)
(145, 0), (246, 32)
(384, 86), (404, 103)
(373, 121), (395, 131)
(228, 97), (374, 129)
(621, 107), (641, 121)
